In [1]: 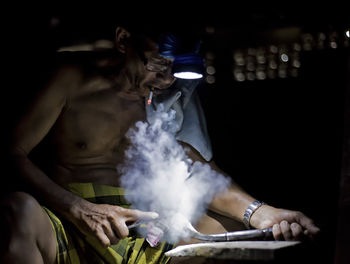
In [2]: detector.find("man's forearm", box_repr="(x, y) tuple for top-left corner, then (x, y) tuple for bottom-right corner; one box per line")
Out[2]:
(208, 182), (256, 222)
(11, 147), (82, 220)
(207, 160), (257, 222)
(180, 142), (257, 223)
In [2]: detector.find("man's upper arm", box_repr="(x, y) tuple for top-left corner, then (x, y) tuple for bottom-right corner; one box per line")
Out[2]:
(179, 140), (230, 177)
(12, 66), (81, 154)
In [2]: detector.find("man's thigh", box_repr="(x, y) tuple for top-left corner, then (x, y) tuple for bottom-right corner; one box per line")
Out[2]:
(37, 206), (57, 264)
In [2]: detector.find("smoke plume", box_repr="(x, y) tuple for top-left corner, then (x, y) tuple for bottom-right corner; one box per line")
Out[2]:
(118, 107), (230, 243)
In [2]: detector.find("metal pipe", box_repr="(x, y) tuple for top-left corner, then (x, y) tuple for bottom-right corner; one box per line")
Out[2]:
(183, 217), (273, 241)
(189, 227), (273, 242)
(128, 215), (273, 242)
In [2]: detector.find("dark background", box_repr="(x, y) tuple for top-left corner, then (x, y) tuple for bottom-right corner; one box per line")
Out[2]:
(1, 3), (349, 264)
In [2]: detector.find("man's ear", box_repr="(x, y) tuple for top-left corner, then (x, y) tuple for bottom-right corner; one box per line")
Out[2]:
(115, 27), (131, 53)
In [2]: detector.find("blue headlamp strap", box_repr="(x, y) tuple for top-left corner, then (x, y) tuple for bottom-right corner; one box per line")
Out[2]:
(158, 33), (178, 59)
(173, 52), (204, 67)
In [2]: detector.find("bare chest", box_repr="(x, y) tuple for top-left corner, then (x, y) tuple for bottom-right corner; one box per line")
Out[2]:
(51, 89), (145, 164)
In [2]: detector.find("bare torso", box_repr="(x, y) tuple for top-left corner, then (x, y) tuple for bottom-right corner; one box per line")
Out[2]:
(43, 61), (146, 187)
(14, 47), (175, 190)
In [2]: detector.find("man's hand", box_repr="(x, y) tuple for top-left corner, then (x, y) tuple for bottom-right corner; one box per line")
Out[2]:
(69, 199), (159, 247)
(249, 205), (320, 241)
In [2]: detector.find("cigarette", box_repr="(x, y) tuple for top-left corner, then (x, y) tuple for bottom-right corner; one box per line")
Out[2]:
(147, 87), (154, 105)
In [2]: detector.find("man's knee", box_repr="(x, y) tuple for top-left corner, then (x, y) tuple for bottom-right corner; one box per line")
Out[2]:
(0, 192), (57, 263)
(1, 192), (42, 236)
(2, 191), (40, 215)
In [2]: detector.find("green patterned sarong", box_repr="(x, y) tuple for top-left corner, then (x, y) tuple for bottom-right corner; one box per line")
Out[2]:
(42, 183), (174, 264)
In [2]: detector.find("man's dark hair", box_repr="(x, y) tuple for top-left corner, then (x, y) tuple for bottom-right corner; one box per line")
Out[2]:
(119, 21), (204, 53)
(53, 11), (205, 57)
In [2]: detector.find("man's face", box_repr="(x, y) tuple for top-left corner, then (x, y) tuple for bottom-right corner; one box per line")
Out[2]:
(128, 37), (176, 97)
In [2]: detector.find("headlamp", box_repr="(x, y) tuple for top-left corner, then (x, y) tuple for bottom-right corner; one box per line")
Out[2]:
(172, 53), (204, 79)
(159, 33), (204, 80)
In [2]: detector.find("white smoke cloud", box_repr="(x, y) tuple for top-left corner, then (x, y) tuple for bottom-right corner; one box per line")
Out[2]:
(118, 106), (230, 243)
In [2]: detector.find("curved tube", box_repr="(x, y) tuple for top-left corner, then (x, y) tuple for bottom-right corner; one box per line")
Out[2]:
(188, 226), (273, 242)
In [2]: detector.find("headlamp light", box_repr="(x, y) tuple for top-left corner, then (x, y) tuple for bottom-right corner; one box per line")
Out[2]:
(159, 33), (204, 80)
(172, 53), (204, 79)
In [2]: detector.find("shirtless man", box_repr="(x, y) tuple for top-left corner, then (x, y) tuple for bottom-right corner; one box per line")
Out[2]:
(1, 24), (320, 263)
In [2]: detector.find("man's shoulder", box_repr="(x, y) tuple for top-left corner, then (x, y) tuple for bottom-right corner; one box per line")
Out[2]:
(48, 50), (119, 97)
(51, 50), (103, 79)
(53, 51), (112, 80)
(54, 51), (90, 71)
(55, 50), (111, 66)
(39, 54), (87, 98)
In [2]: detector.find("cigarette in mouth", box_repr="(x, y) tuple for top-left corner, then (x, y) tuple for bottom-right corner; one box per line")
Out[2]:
(147, 87), (154, 105)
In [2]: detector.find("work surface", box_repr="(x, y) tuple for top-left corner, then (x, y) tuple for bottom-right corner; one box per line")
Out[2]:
(166, 241), (302, 262)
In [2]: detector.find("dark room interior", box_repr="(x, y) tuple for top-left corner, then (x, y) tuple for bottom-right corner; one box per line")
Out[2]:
(1, 3), (349, 264)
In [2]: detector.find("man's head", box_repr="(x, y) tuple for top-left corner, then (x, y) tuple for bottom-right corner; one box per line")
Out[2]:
(113, 23), (204, 98)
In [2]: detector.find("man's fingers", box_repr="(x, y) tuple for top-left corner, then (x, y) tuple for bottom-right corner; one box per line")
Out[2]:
(110, 218), (129, 239)
(93, 225), (111, 247)
(126, 209), (159, 222)
(272, 224), (283, 240)
(101, 220), (119, 245)
(296, 212), (320, 236)
(280, 220), (293, 240)
(290, 222), (303, 241)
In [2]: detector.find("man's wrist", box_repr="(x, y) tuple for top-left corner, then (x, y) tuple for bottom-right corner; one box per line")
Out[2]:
(242, 200), (265, 229)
